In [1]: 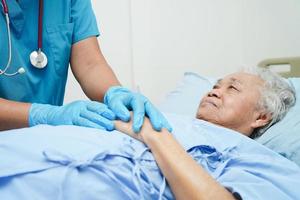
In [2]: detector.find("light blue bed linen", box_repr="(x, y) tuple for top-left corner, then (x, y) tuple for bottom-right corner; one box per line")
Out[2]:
(0, 113), (300, 200)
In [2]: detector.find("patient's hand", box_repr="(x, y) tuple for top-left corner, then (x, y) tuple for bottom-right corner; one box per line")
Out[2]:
(114, 117), (144, 142)
(114, 113), (165, 143)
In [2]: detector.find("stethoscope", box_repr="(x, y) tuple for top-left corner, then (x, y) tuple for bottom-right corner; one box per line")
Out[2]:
(0, 0), (47, 77)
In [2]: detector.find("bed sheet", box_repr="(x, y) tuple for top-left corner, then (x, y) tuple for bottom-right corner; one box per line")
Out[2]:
(1, 114), (300, 200)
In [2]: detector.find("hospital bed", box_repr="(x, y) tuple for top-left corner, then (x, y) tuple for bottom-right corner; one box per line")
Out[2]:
(258, 56), (300, 77)
(1, 57), (300, 199)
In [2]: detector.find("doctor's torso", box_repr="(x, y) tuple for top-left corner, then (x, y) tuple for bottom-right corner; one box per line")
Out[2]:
(0, 0), (75, 105)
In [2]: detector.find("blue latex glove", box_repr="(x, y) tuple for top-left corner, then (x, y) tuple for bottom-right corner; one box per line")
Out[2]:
(29, 100), (116, 130)
(104, 86), (172, 133)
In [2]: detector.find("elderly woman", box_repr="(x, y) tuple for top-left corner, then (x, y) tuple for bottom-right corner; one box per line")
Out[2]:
(0, 67), (298, 200)
(115, 67), (296, 200)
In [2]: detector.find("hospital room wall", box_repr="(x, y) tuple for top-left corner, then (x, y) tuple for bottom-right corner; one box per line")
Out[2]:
(64, 0), (300, 104)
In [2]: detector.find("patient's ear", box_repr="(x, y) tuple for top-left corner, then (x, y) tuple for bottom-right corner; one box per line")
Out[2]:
(251, 112), (272, 129)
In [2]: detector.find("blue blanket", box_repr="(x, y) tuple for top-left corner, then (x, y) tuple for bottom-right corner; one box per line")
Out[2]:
(0, 114), (300, 200)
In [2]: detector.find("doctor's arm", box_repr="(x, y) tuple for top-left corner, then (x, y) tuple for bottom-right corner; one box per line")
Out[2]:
(0, 98), (30, 131)
(70, 36), (120, 102)
(115, 118), (236, 200)
(0, 98), (116, 131)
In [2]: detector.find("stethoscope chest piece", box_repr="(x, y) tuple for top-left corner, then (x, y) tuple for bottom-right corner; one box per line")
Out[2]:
(30, 50), (47, 69)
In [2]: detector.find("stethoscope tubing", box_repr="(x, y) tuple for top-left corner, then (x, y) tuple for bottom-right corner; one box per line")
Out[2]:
(38, 0), (43, 50)
(0, 13), (14, 76)
(1, 0), (8, 14)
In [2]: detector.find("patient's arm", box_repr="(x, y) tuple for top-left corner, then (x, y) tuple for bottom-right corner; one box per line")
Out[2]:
(115, 118), (236, 200)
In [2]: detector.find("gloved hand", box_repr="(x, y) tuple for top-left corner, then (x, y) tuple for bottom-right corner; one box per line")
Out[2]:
(29, 100), (116, 130)
(104, 86), (172, 133)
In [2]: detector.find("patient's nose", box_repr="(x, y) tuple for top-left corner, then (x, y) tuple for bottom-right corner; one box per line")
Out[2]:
(208, 89), (221, 98)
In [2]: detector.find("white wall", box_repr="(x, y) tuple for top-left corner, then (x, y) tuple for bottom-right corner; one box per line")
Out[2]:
(131, 0), (244, 103)
(242, 0), (300, 66)
(64, 0), (300, 104)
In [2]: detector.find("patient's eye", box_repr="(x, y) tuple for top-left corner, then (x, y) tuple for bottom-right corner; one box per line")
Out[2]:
(213, 84), (220, 89)
(229, 85), (239, 91)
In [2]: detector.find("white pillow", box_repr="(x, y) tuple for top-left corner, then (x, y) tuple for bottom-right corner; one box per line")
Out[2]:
(158, 72), (216, 117)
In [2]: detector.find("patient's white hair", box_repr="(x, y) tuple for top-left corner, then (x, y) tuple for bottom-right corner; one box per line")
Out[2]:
(244, 67), (296, 138)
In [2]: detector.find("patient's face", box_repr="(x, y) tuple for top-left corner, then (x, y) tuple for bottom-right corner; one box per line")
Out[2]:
(196, 72), (264, 136)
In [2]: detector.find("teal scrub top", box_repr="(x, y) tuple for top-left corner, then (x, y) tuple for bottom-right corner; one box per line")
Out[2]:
(0, 0), (99, 105)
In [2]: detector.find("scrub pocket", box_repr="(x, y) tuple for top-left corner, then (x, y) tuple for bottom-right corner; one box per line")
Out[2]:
(47, 23), (74, 76)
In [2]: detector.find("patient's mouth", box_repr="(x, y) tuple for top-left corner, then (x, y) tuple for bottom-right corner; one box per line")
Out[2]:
(202, 99), (218, 108)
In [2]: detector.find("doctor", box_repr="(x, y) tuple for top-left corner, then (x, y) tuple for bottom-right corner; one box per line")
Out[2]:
(0, 0), (171, 132)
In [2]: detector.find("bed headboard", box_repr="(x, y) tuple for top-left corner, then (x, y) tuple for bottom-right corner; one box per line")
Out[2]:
(258, 57), (300, 78)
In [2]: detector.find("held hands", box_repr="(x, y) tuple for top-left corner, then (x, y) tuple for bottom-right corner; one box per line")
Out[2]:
(104, 86), (172, 133)
(115, 113), (165, 143)
(29, 100), (116, 130)
(28, 86), (172, 132)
